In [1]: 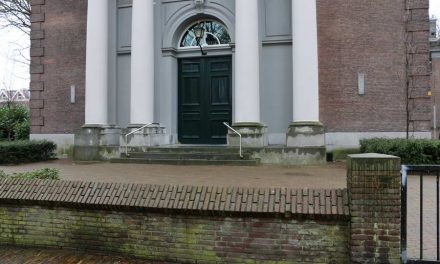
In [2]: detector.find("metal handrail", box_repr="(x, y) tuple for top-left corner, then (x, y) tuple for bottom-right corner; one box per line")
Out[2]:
(125, 123), (160, 157)
(223, 122), (243, 159)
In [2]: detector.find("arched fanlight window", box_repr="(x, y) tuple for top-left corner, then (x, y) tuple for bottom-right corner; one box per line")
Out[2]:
(180, 20), (231, 48)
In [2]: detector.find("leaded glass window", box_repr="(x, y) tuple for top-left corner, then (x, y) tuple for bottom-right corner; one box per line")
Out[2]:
(180, 20), (231, 47)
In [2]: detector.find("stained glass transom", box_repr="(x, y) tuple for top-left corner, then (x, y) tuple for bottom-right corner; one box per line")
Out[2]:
(180, 20), (231, 47)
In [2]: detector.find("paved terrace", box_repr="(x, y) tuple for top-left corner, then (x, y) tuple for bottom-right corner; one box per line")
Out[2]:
(0, 159), (347, 189)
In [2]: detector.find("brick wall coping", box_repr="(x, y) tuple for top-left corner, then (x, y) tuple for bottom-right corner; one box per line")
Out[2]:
(0, 179), (349, 219)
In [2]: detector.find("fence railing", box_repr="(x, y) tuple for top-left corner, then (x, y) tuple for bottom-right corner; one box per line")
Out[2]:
(401, 165), (440, 264)
(223, 122), (243, 159)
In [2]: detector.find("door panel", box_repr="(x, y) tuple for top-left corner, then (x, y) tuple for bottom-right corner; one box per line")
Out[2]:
(182, 77), (201, 105)
(211, 76), (229, 105)
(178, 56), (232, 144)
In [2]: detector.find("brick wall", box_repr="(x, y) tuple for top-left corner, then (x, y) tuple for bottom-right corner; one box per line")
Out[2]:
(406, 0), (432, 133)
(30, 0), (87, 134)
(0, 180), (351, 263)
(0, 154), (402, 263)
(29, 0), (45, 131)
(347, 154), (401, 264)
(318, 0), (431, 133)
(0, 205), (349, 263)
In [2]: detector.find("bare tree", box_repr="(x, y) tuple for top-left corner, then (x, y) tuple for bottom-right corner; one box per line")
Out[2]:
(0, 0), (30, 35)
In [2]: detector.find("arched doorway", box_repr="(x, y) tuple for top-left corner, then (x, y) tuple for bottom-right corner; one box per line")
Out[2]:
(177, 20), (232, 144)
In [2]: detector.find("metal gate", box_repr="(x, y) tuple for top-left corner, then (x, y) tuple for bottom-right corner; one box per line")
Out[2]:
(402, 165), (440, 263)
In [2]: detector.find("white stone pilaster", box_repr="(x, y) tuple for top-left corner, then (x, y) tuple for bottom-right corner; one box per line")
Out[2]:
(130, 0), (155, 125)
(287, 0), (325, 149)
(234, 0), (260, 123)
(85, 0), (109, 125)
(291, 0), (319, 122)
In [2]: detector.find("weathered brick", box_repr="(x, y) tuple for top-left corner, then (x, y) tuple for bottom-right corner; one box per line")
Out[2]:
(30, 64), (44, 74)
(406, 0), (429, 9)
(31, 0), (45, 6)
(0, 179), (352, 263)
(30, 81), (44, 91)
(30, 116), (44, 126)
(30, 30), (44, 40)
(407, 21), (430, 32)
(30, 47), (44, 57)
(30, 13), (45, 23)
(347, 154), (401, 264)
(29, 99), (44, 109)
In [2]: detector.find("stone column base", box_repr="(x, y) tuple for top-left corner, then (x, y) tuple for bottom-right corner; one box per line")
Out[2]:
(73, 125), (121, 161)
(227, 122), (268, 147)
(123, 123), (167, 149)
(286, 121), (325, 147)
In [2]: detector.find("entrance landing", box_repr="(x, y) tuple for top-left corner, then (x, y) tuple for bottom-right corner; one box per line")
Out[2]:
(0, 159), (347, 189)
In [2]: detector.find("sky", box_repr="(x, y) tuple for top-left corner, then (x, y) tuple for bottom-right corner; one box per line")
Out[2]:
(432, 0), (440, 19)
(0, 1), (439, 91)
(0, 25), (29, 91)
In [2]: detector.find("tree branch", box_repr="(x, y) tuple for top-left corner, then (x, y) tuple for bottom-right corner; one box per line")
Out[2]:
(0, 0), (30, 35)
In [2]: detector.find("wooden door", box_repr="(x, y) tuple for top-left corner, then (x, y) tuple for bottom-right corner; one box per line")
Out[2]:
(178, 56), (232, 144)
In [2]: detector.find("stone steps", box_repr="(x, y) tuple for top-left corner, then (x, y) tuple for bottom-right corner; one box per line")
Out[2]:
(111, 146), (259, 166)
(123, 152), (253, 160)
(110, 157), (259, 166)
(125, 146), (244, 154)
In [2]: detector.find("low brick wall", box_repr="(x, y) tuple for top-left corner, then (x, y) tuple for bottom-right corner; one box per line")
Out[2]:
(0, 205), (349, 263)
(0, 154), (402, 263)
(0, 180), (350, 263)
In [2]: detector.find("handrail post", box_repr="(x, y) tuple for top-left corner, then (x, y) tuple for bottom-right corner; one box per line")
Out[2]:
(124, 123), (160, 157)
(401, 165), (408, 264)
(223, 122), (243, 159)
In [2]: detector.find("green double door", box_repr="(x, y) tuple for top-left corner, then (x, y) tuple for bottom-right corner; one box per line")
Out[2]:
(178, 56), (232, 144)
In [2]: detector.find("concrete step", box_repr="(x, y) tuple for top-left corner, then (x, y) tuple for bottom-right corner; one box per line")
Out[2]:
(110, 158), (259, 166)
(125, 146), (246, 154)
(124, 152), (252, 160)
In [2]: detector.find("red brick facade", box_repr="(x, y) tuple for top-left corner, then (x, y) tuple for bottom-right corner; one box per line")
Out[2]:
(30, 0), (87, 134)
(318, 0), (431, 133)
(406, 0), (432, 133)
(30, 0), (432, 135)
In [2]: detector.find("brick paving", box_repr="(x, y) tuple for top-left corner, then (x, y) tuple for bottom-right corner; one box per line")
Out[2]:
(0, 159), (347, 189)
(0, 247), (172, 264)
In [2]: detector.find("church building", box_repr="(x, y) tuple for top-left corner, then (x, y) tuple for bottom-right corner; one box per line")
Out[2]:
(29, 0), (432, 164)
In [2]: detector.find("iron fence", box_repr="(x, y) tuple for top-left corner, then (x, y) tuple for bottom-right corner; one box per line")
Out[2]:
(401, 165), (440, 264)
